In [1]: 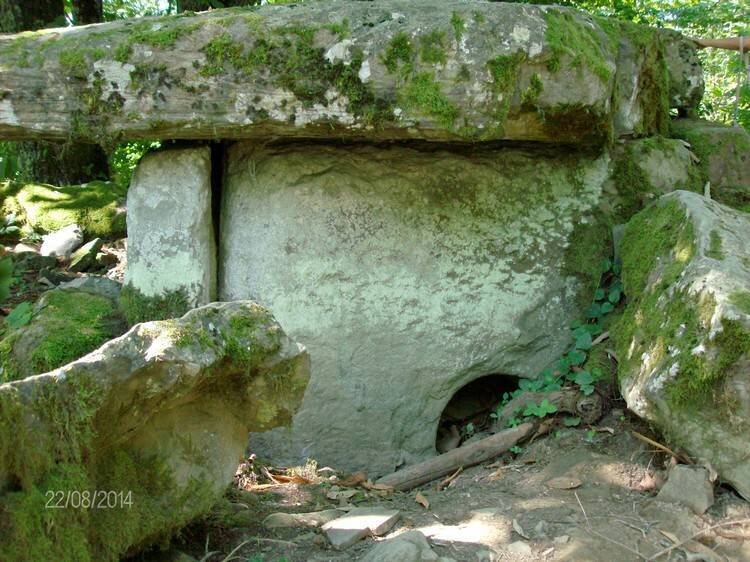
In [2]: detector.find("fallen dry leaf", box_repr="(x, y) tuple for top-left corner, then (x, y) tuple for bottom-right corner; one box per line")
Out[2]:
(546, 477), (582, 490)
(362, 480), (394, 492)
(659, 529), (679, 543)
(415, 491), (430, 509)
(338, 471), (367, 487)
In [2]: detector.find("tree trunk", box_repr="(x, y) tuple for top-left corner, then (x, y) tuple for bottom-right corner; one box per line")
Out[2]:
(72, 0), (103, 25)
(0, 0), (109, 185)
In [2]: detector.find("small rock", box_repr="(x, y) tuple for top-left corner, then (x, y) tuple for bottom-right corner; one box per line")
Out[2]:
(263, 509), (344, 529)
(69, 238), (103, 272)
(40, 224), (84, 258)
(12, 251), (56, 270)
(507, 541), (533, 556)
(533, 520), (548, 538)
(59, 275), (122, 301)
(657, 465), (714, 514)
(553, 535), (570, 544)
(95, 251), (118, 267)
(12, 243), (37, 253)
(360, 530), (437, 562)
(322, 507), (400, 549)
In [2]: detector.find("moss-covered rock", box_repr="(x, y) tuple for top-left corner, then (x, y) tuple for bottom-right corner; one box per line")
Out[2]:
(606, 136), (703, 221)
(670, 118), (750, 212)
(0, 180), (127, 238)
(0, 0), (700, 146)
(0, 301), (309, 561)
(0, 289), (126, 383)
(612, 190), (750, 498)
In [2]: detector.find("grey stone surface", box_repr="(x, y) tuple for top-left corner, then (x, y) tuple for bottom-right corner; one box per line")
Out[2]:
(657, 465), (714, 514)
(221, 143), (610, 475)
(263, 509), (344, 529)
(360, 530), (437, 562)
(125, 147), (216, 307)
(616, 191), (750, 499)
(40, 223), (83, 258)
(59, 274), (122, 302)
(0, 1), (699, 145)
(0, 301), (309, 558)
(661, 30), (704, 110)
(322, 508), (400, 549)
(69, 237), (103, 272)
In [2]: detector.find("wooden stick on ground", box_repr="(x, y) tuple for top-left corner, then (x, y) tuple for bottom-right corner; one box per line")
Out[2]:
(376, 423), (535, 492)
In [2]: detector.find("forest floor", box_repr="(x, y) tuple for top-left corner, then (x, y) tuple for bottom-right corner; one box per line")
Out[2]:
(162, 409), (750, 562)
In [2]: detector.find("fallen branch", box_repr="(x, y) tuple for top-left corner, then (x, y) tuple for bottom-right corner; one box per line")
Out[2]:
(376, 423), (534, 491)
(646, 519), (750, 561)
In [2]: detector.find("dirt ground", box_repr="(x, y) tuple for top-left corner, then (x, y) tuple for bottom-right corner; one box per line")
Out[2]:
(161, 409), (750, 562)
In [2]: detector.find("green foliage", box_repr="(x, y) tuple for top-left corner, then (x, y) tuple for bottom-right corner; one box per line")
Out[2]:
(119, 284), (190, 326)
(108, 141), (160, 187)
(450, 11), (465, 42)
(419, 30), (447, 65)
(544, 10), (613, 82)
(5, 301), (32, 330)
(0, 212), (21, 238)
(0, 142), (20, 181)
(399, 72), (459, 129)
(0, 256), (12, 304)
(382, 32), (414, 75)
(523, 399), (558, 418)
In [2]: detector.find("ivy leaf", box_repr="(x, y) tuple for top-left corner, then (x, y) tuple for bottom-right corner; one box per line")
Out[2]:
(608, 288), (621, 303)
(575, 332), (592, 350)
(564, 417), (581, 427)
(570, 319), (583, 330)
(573, 370), (594, 386)
(567, 349), (587, 366)
(580, 384), (595, 396)
(585, 323), (603, 336)
(571, 326), (588, 339)
(523, 399), (558, 418)
(600, 302), (614, 314)
(594, 288), (606, 301)
(585, 303), (601, 319)
(6, 301), (32, 329)
(600, 258), (612, 273)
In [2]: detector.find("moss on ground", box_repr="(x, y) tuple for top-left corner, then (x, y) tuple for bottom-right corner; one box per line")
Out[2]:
(0, 180), (126, 238)
(450, 11), (465, 42)
(382, 32), (414, 75)
(0, 290), (125, 383)
(419, 30), (447, 65)
(119, 284), (190, 327)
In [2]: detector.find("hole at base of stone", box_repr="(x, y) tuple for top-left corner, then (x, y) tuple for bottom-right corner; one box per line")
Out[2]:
(436, 374), (520, 454)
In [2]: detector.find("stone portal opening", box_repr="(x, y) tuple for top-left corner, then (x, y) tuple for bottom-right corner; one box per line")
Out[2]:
(436, 374), (520, 453)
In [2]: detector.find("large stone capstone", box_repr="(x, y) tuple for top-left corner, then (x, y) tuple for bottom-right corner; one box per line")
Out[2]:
(0, 0), (701, 145)
(220, 142), (613, 474)
(613, 191), (750, 498)
(0, 301), (309, 560)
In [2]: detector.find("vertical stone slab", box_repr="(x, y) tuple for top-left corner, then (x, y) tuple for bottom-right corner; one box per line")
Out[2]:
(220, 143), (611, 476)
(125, 147), (216, 307)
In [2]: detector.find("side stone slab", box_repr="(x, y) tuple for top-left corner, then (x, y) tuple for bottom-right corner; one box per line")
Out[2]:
(125, 146), (216, 309)
(220, 142), (612, 475)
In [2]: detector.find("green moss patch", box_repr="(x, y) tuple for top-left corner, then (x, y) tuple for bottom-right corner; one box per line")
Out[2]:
(707, 229), (724, 260)
(119, 284), (189, 327)
(0, 290), (125, 383)
(399, 72), (458, 129)
(730, 291), (750, 315)
(544, 10), (612, 83)
(0, 180), (126, 238)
